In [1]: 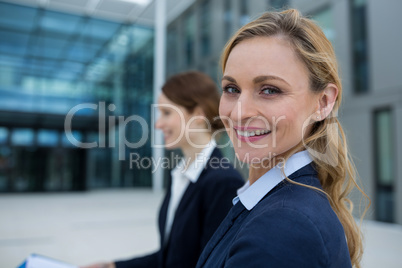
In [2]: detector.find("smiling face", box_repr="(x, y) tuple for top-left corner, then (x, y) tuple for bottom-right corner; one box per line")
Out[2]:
(219, 36), (321, 164)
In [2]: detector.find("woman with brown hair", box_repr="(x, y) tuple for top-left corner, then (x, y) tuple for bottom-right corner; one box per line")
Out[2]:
(196, 9), (368, 268)
(84, 71), (244, 268)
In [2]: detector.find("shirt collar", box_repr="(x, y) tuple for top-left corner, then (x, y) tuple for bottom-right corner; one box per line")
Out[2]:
(172, 139), (217, 183)
(233, 150), (313, 210)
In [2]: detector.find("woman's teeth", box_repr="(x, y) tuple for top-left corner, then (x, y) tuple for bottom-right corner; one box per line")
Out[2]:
(236, 129), (271, 137)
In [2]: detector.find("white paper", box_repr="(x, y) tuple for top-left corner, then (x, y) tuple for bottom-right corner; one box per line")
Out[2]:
(25, 254), (77, 268)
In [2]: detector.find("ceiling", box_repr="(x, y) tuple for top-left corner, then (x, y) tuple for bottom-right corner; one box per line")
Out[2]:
(0, 1), (124, 83)
(0, 0), (196, 25)
(0, 0), (195, 117)
(0, 0), (196, 83)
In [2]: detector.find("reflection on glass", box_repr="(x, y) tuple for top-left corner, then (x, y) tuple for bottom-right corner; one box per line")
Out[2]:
(0, 127), (8, 144)
(0, 2), (154, 191)
(0, 2), (153, 114)
(38, 129), (59, 147)
(62, 131), (83, 147)
(11, 128), (34, 146)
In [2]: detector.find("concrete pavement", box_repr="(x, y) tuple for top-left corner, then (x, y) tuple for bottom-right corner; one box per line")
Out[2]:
(0, 189), (401, 267)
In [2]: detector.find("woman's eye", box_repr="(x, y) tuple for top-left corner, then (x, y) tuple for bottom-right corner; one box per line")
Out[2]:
(159, 110), (170, 116)
(223, 86), (240, 94)
(261, 87), (280, 95)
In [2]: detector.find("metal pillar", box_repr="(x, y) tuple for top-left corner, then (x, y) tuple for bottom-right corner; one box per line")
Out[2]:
(152, 0), (166, 192)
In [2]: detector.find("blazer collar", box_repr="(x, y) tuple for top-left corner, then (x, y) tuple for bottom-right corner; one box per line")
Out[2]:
(172, 139), (217, 183)
(234, 150), (313, 210)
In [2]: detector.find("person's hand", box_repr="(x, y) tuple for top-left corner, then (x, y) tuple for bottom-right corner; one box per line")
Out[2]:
(80, 262), (115, 268)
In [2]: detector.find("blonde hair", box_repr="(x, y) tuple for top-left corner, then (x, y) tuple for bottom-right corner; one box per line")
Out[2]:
(221, 9), (369, 267)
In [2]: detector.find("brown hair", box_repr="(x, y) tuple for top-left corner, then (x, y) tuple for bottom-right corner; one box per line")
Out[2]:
(221, 9), (369, 267)
(162, 71), (224, 132)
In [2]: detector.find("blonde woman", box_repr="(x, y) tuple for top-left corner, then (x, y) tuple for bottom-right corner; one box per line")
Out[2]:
(196, 9), (368, 268)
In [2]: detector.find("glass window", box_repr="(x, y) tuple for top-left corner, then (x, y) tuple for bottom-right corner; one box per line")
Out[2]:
(313, 8), (335, 44)
(167, 24), (178, 75)
(29, 35), (67, 60)
(81, 18), (121, 42)
(0, 128), (8, 144)
(38, 129), (59, 147)
(239, 0), (250, 26)
(0, 30), (30, 56)
(374, 109), (394, 222)
(184, 11), (196, 67)
(39, 9), (83, 35)
(270, 0), (289, 10)
(166, 31), (177, 73)
(200, 0), (211, 57)
(62, 130), (83, 147)
(0, 2), (37, 32)
(224, 0), (233, 41)
(11, 128), (34, 146)
(0, 3), (155, 191)
(351, 0), (369, 93)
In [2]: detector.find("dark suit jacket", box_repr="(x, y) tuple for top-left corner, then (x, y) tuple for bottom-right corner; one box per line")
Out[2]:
(115, 148), (244, 268)
(196, 163), (352, 268)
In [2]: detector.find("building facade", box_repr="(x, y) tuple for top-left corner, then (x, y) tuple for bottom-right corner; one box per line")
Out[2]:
(0, 1), (155, 192)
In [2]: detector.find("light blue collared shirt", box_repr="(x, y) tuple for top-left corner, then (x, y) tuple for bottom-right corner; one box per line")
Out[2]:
(233, 151), (313, 210)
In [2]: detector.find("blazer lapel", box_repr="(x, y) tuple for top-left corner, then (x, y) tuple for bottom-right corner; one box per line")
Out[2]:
(159, 177), (172, 247)
(197, 201), (246, 267)
(172, 151), (215, 222)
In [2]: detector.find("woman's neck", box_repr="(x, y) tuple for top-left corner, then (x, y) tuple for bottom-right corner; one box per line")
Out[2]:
(180, 134), (213, 169)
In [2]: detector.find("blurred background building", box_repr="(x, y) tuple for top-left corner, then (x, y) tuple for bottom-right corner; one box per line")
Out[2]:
(0, 0), (401, 225)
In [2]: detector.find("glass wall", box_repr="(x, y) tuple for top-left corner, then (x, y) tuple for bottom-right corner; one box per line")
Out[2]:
(184, 10), (196, 68)
(0, 2), (154, 192)
(374, 109), (395, 222)
(351, 0), (369, 94)
(224, 0), (233, 42)
(167, 24), (179, 76)
(200, 0), (212, 57)
(239, 0), (250, 27)
(313, 7), (336, 44)
(269, 0), (289, 10)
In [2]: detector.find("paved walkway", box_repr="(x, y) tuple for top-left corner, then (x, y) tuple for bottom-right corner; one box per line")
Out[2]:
(0, 190), (401, 267)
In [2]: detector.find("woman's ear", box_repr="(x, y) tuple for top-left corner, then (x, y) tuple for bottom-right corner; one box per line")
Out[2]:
(316, 83), (338, 121)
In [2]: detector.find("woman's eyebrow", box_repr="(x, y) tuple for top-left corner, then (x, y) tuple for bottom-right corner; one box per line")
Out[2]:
(221, 75), (236, 83)
(222, 75), (290, 86)
(253, 75), (290, 86)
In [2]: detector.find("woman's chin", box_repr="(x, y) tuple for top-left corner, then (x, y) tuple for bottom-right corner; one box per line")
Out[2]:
(164, 143), (179, 150)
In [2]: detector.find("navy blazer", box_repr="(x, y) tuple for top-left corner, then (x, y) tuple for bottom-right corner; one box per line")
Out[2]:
(196, 163), (352, 268)
(115, 148), (244, 268)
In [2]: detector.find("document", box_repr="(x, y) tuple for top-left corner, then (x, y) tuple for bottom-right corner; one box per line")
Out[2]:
(18, 254), (78, 268)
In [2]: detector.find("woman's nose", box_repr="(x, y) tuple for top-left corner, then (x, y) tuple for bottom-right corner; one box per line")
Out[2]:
(155, 117), (162, 129)
(232, 93), (258, 122)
